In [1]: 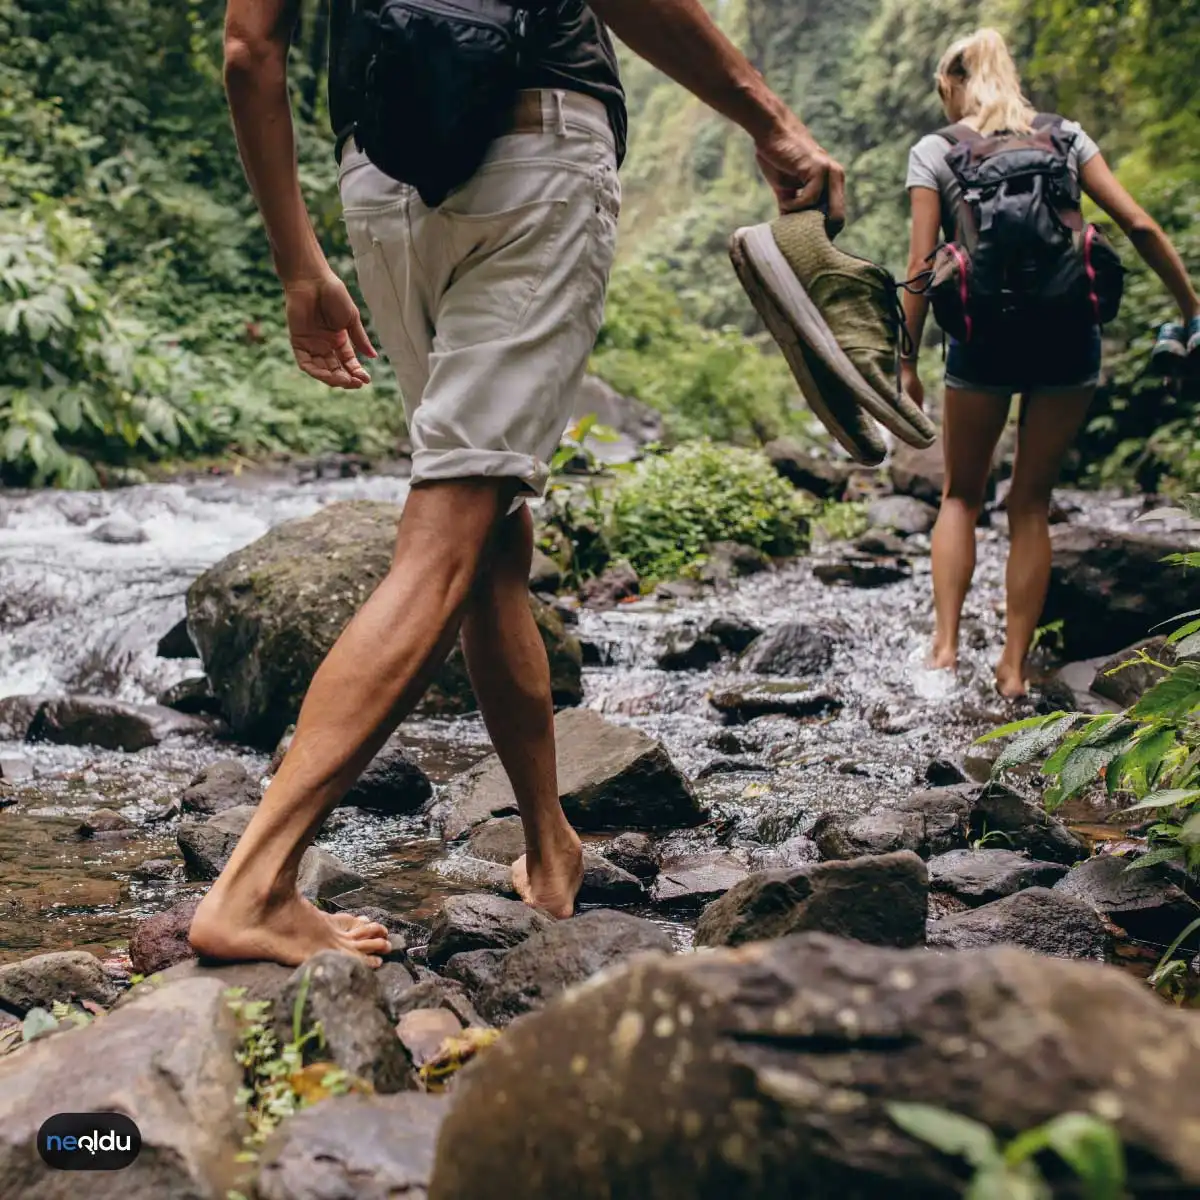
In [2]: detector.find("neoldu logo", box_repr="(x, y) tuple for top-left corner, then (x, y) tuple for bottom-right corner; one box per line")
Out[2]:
(38, 1112), (141, 1171)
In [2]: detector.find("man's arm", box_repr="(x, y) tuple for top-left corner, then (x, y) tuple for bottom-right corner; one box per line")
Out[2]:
(588, 0), (845, 229)
(225, 0), (375, 388)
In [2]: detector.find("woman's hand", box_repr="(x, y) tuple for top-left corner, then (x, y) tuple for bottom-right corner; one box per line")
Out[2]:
(900, 360), (924, 409)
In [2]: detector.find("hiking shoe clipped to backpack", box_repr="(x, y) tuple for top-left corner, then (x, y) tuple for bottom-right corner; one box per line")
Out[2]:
(1152, 321), (1188, 375)
(729, 209), (936, 466)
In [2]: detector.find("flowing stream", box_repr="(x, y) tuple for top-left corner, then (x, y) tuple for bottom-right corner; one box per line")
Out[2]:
(0, 468), (1174, 963)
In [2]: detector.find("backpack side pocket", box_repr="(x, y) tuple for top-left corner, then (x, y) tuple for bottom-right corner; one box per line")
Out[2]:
(928, 242), (974, 343)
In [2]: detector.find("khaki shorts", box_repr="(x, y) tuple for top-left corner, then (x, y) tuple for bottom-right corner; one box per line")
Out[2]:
(338, 90), (621, 497)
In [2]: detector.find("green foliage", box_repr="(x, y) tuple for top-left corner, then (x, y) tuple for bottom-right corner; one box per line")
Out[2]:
(813, 501), (871, 543)
(888, 1102), (1127, 1200)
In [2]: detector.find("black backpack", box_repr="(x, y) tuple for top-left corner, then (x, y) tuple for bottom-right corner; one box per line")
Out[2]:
(926, 114), (1125, 343)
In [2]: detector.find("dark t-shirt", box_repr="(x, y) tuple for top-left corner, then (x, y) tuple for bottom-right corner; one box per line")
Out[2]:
(328, 0), (627, 165)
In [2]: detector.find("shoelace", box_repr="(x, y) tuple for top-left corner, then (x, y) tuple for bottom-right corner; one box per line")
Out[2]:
(885, 269), (933, 398)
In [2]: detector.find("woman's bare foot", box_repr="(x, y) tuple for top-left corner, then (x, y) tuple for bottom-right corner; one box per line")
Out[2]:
(512, 830), (584, 920)
(928, 641), (958, 671)
(995, 661), (1029, 699)
(189, 884), (391, 968)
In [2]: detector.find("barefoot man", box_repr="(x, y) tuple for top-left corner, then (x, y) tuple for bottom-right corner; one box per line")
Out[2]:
(190, 0), (844, 968)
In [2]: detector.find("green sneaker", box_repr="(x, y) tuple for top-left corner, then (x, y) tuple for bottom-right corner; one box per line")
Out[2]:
(729, 210), (936, 464)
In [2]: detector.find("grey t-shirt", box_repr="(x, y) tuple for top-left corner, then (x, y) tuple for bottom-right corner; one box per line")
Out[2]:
(907, 118), (1101, 239)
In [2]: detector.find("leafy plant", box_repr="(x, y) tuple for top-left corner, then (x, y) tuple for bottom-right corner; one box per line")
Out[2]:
(813, 500), (870, 543)
(888, 1102), (1127, 1200)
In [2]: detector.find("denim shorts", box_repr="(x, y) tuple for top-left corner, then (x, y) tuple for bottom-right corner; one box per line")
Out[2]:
(945, 323), (1102, 394)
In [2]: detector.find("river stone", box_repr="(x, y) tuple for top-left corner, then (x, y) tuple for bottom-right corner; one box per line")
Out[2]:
(389, 978), (485, 1029)
(867, 495), (938, 536)
(739, 622), (836, 677)
(604, 832), (661, 881)
(652, 852), (750, 914)
(746, 836), (822, 871)
(397, 1008), (464, 1069)
(580, 562), (640, 609)
(655, 627), (722, 671)
(344, 733), (433, 815)
(132, 857), (181, 882)
(90, 512), (148, 544)
(186, 501), (583, 747)
(709, 683), (843, 722)
(1052, 854), (1200, 946)
(178, 806), (365, 901)
(257, 1093), (447, 1200)
(969, 781), (1089, 864)
(529, 548), (562, 594)
(426, 895), (553, 968)
(1090, 637), (1176, 707)
(1042, 525), (1200, 659)
(77, 807), (135, 836)
(156, 675), (223, 716)
(889, 438), (949, 505)
(855, 528), (909, 557)
(704, 615), (763, 654)
(0, 974), (244, 1200)
(279, 951), (409, 1094)
(927, 887), (1112, 960)
(472, 910), (674, 1026)
(699, 542), (772, 585)
(763, 438), (852, 499)
(180, 759), (261, 815)
(927, 849), (1069, 905)
(129, 897), (201, 976)
(0, 950), (119, 1017)
(432, 707), (700, 839)
(429, 932), (1200, 1200)
(27, 695), (209, 751)
(156, 617), (199, 659)
(813, 556), (912, 588)
(694, 852), (928, 949)
(440, 949), (508, 1000)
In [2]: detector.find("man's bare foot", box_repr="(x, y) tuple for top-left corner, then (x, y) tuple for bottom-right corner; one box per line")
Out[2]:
(189, 884), (391, 968)
(512, 832), (584, 920)
(995, 662), (1029, 699)
(928, 642), (958, 671)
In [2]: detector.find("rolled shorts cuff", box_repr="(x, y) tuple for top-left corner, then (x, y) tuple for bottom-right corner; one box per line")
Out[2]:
(409, 447), (550, 497)
(943, 372), (1101, 393)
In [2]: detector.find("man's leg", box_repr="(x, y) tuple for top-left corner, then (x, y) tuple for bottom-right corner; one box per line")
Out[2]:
(461, 505), (583, 918)
(189, 477), (517, 968)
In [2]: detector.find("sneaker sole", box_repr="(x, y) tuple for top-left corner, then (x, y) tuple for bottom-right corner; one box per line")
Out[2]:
(730, 223), (936, 451)
(1151, 342), (1187, 375)
(729, 228), (886, 465)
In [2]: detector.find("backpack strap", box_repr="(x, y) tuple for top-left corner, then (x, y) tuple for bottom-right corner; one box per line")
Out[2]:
(1032, 112), (1065, 132)
(936, 123), (981, 147)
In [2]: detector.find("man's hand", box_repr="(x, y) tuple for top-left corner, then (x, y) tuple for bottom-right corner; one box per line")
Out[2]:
(900, 360), (924, 410)
(284, 273), (377, 390)
(755, 117), (846, 234)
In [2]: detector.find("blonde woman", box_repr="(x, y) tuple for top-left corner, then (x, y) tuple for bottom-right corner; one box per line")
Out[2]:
(901, 27), (1200, 698)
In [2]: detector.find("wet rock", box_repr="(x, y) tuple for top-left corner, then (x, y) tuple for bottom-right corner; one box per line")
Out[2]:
(430, 854), (516, 896)
(1053, 854), (1200, 946)
(131, 857), (181, 882)
(740, 622), (836, 676)
(344, 734), (433, 815)
(178, 806), (365, 901)
(0, 693), (51, 741)
(922, 757), (970, 787)
(580, 562), (640, 610)
(746, 835), (821, 870)
(90, 512), (148, 544)
(710, 682), (842, 722)
(0, 756), (33, 781)
(77, 808), (135, 837)
(699, 541), (772, 585)
(889, 438), (949, 505)
(0, 950), (119, 1016)
(279, 951), (409, 1093)
(256, 1093), (446, 1200)
(153, 958), (293, 1010)
(705, 728), (756, 755)
(813, 556), (912, 588)
(854, 528), (909, 557)
(397, 1008), (463, 1069)
(696, 756), (767, 779)
(472, 910), (674, 1026)
(764, 438), (852, 499)
(970, 780), (1089, 864)
(187, 501), (582, 746)
(465, 817), (528, 865)
(430, 933), (1200, 1199)
(927, 887), (1111, 960)
(389, 978), (484, 1029)
(426, 895), (553, 968)
(440, 949), (507, 1000)
(433, 708), (700, 839)
(654, 578), (706, 602)
(867, 494), (938, 536)
(1043, 525), (1200, 659)
(655, 627), (722, 671)
(28, 695), (209, 751)
(927, 849), (1069, 906)
(529, 549), (563, 594)
(1090, 637), (1175, 707)
(695, 851), (928, 949)
(703, 615), (763, 654)
(604, 832), (661, 881)
(0, 973), (244, 1199)
(156, 675), (222, 716)
(129, 897), (201, 976)
(156, 617), (198, 659)
(651, 852), (750, 914)
(180, 759), (261, 815)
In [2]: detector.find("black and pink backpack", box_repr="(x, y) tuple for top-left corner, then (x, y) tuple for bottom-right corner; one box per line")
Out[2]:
(926, 114), (1125, 343)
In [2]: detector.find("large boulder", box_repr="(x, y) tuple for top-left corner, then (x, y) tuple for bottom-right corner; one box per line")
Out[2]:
(187, 502), (583, 747)
(27, 695), (209, 751)
(739, 622), (836, 676)
(694, 852), (927, 949)
(867, 495), (938, 537)
(0, 950), (119, 1016)
(1042, 525), (1200, 659)
(426, 895), (553, 968)
(888, 439), (948, 505)
(344, 734), (433, 815)
(180, 759), (261, 816)
(256, 1093), (447, 1200)
(430, 934), (1200, 1200)
(432, 708), (700, 839)
(0, 974), (244, 1199)
(927, 849), (1069, 906)
(763, 438), (852, 499)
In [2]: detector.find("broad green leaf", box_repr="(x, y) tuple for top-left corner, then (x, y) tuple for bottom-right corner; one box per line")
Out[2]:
(1165, 618), (1200, 646)
(21, 1007), (58, 1042)
(966, 1163), (1046, 1200)
(992, 715), (1079, 773)
(976, 714), (1065, 745)
(1122, 789), (1200, 813)
(1151, 917), (1200, 983)
(886, 1102), (1000, 1169)
(1037, 1114), (1126, 1200)
(1127, 846), (1186, 871)
(1130, 663), (1200, 721)
(1111, 726), (1180, 795)
(1176, 810), (1200, 847)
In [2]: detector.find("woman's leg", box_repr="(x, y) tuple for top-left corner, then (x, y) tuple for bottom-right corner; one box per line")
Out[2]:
(996, 387), (1095, 697)
(930, 387), (1012, 669)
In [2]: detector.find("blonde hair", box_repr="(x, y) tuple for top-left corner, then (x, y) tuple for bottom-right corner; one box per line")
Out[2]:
(936, 28), (1037, 136)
